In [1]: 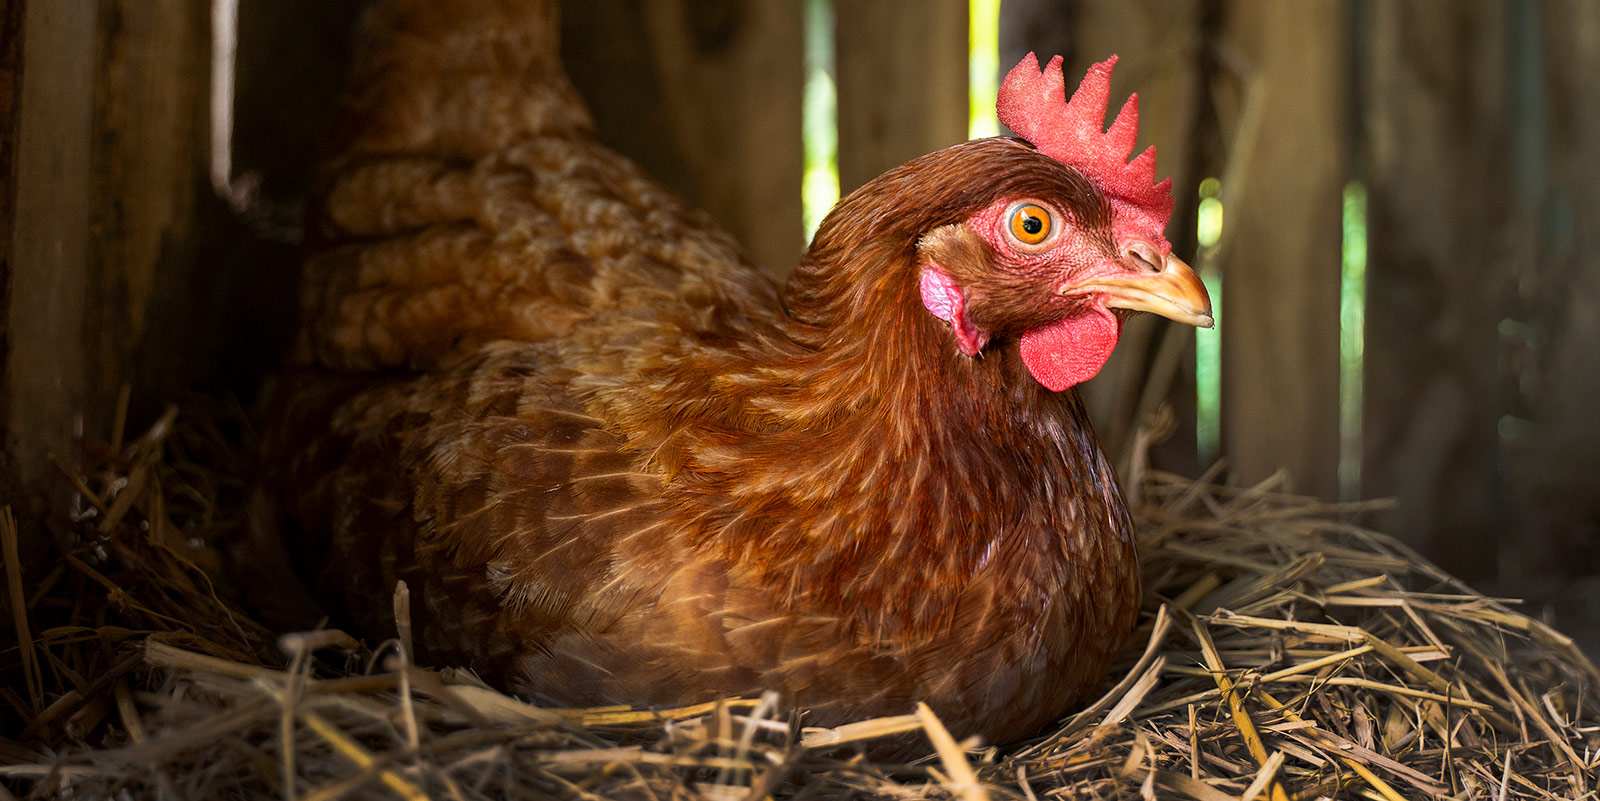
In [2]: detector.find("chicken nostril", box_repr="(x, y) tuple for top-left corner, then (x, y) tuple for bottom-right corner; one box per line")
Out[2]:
(1121, 240), (1163, 273)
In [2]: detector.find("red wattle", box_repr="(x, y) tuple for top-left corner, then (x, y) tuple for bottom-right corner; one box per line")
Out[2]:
(1019, 305), (1122, 391)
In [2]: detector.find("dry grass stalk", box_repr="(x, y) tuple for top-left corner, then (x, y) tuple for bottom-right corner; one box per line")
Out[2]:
(1, 403), (1597, 800)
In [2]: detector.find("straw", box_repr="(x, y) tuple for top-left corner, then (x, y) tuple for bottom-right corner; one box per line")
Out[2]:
(1, 401), (1596, 800)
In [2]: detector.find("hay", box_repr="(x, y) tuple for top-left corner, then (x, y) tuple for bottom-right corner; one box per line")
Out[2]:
(3, 402), (1598, 800)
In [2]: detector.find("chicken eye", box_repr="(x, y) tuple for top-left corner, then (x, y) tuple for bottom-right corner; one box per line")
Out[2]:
(1007, 203), (1053, 246)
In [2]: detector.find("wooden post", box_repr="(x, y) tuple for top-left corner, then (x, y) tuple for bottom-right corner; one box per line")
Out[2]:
(0, 0), (20, 369)
(1504, 0), (1600, 591)
(0, 0), (25, 507)
(5, 0), (219, 556)
(87, 0), (216, 420)
(561, 0), (805, 280)
(5, 0), (97, 532)
(1359, 0), (1513, 580)
(1217, 0), (1347, 500)
(834, 0), (968, 197)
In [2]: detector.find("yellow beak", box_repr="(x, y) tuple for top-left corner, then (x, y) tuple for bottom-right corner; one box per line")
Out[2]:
(1062, 251), (1214, 328)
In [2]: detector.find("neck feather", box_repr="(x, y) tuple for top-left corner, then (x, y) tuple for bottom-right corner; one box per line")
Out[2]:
(661, 234), (1129, 634)
(644, 137), (1136, 634)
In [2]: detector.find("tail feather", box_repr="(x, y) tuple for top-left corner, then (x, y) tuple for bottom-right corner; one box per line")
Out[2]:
(300, 0), (608, 371)
(325, 0), (593, 164)
(297, 0), (768, 374)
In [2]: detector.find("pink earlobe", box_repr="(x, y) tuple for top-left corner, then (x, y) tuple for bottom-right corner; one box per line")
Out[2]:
(919, 263), (962, 323)
(920, 264), (988, 357)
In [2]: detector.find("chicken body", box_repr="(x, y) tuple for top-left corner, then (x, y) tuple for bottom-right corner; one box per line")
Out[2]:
(269, 0), (1205, 746)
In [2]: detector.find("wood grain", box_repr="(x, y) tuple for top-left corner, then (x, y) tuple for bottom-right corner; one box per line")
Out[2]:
(561, 0), (804, 280)
(1359, 0), (1513, 580)
(87, 0), (215, 418)
(6, 0), (96, 528)
(1217, 0), (1346, 500)
(834, 0), (968, 196)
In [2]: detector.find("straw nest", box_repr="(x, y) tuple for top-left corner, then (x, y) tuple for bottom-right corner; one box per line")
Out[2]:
(2, 401), (1597, 801)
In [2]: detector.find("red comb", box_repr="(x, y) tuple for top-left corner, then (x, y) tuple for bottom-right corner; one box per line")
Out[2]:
(998, 53), (1175, 250)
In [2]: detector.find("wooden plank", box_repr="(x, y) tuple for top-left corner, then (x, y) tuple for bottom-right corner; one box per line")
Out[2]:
(833, 0), (967, 196)
(561, 0), (805, 280)
(0, 0), (24, 434)
(5, 0), (97, 525)
(1502, 0), (1600, 607)
(7, 0), (218, 535)
(1217, 0), (1346, 500)
(86, 0), (215, 419)
(0, 0), (28, 565)
(1359, 0), (1513, 580)
(999, 0), (1209, 471)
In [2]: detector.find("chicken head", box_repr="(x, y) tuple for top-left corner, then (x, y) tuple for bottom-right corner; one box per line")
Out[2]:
(917, 54), (1213, 391)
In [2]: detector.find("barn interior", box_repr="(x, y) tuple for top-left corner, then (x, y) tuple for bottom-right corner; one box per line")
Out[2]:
(3, 1), (1598, 798)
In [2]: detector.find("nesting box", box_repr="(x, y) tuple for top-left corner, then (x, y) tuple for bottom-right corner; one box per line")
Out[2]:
(2, 1), (1598, 798)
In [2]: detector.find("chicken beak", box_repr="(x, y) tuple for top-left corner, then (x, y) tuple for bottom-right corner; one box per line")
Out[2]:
(1062, 249), (1214, 328)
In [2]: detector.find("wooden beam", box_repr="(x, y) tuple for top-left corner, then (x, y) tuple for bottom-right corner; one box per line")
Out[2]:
(0, 0), (26, 566)
(6, 0), (96, 523)
(7, 0), (218, 536)
(834, 0), (967, 196)
(0, 0), (25, 440)
(1500, 0), (1600, 586)
(1218, 0), (1346, 500)
(1359, 0), (1513, 580)
(87, 0), (215, 418)
(561, 0), (805, 280)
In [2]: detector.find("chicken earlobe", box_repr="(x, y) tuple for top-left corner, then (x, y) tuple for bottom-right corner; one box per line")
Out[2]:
(918, 263), (988, 356)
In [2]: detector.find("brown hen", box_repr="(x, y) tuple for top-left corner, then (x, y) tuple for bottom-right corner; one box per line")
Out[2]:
(264, 0), (1213, 747)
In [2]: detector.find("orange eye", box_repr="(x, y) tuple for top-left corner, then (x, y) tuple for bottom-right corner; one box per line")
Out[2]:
(1007, 203), (1053, 246)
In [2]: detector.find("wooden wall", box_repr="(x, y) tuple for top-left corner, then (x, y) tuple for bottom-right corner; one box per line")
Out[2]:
(1500, 0), (1600, 636)
(2, 0), (1597, 637)
(561, 0), (807, 279)
(1001, 0), (1600, 626)
(833, 0), (968, 196)
(1359, 1), (1517, 584)
(6, 0), (104, 544)
(562, 0), (968, 278)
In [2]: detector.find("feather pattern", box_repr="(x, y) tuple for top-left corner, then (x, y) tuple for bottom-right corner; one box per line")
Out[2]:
(263, 0), (1146, 747)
